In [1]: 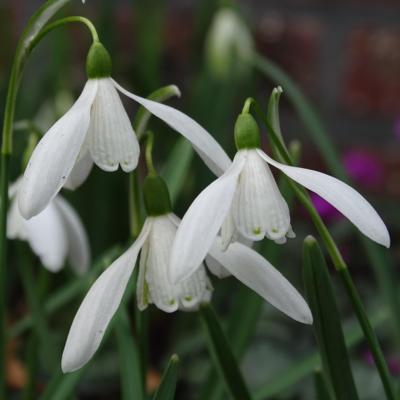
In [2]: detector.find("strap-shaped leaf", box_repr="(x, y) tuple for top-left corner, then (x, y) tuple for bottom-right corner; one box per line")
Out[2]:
(303, 236), (359, 400)
(314, 369), (334, 400)
(152, 354), (179, 400)
(116, 309), (144, 400)
(199, 303), (252, 400)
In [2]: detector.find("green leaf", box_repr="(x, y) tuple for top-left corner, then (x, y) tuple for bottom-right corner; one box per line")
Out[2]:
(116, 309), (144, 400)
(133, 85), (181, 137)
(314, 369), (333, 400)
(160, 137), (193, 205)
(253, 52), (400, 350)
(199, 303), (252, 400)
(9, 245), (122, 339)
(152, 354), (180, 400)
(303, 236), (359, 400)
(199, 145), (301, 400)
(253, 305), (389, 399)
(39, 368), (87, 400)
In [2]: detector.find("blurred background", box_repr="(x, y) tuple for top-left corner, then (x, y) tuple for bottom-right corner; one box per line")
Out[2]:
(0, 0), (399, 399)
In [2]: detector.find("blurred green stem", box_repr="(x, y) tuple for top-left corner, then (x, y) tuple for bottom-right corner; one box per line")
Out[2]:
(0, 10), (99, 396)
(340, 268), (395, 400)
(252, 51), (400, 346)
(129, 171), (142, 238)
(19, 263), (49, 400)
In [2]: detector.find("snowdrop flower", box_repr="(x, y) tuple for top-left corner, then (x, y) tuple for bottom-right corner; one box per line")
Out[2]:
(19, 42), (230, 219)
(170, 112), (390, 283)
(61, 175), (311, 372)
(7, 178), (90, 274)
(205, 7), (253, 79)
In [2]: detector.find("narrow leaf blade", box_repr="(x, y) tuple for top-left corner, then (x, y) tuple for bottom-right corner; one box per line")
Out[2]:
(303, 236), (359, 400)
(199, 303), (252, 400)
(152, 354), (180, 400)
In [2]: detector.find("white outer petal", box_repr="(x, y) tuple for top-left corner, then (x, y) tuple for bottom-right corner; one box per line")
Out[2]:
(209, 238), (313, 324)
(257, 149), (390, 248)
(61, 219), (152, 373)
(8, 198), (68, 272)
(53, 197), (91, 275)
(205, 254), (231, 279)
(63, 151), (94, 190)
(169, 153), (246, 284)
(88, 78), (139, 173)
(112, 79), (231, 176)
(19, 80), (98, 219)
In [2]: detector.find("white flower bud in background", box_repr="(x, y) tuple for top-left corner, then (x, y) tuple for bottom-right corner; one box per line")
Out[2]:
(205, 8), (254, 80)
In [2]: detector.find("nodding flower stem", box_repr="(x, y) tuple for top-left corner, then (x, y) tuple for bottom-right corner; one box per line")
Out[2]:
(0, 12), (99, 397)
(246, 96), (395, 400)
(29, 16), (99, 52)
(145, 132), (156, 176)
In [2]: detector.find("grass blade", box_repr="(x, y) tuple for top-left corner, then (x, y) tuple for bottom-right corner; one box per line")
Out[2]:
(199, 303), (252, 400)
(314, 369), (334, 400)
(303, 236), (359, 400)
(116, 308), (144, 400)
(152, 354), (180, 400)
(253, 305), (389, 399)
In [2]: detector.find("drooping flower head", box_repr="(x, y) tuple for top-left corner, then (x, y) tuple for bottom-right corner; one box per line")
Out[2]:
(8, 178), (90, 274)
(62, 173), (312, 373)
(169, 95), (390, 284)
(61, 175), (212, 372)
(19, 41), (231, 219)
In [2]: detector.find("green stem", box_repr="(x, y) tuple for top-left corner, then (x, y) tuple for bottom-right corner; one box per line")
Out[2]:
(253, 52), (400, 351)
(145, 132), (156, 175)
(339, 269), (395, 400)
(246, 97), (346, 270)
(0, 13), (99, 397)
(19, 265), (49, 400)
(247, 97), (395, 399)
(129, 171), (142, 238)
(29, 16), (99, 49)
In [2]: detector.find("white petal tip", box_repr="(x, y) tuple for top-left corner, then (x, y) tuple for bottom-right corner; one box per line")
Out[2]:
(301, 309), (313, 325)
(380, 230), (391, 248)
(274, 86), (283, 94)
(61, 358), (78, 374)
(18, 197), (36, 220)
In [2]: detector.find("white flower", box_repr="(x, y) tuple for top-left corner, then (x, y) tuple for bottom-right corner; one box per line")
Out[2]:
(19, 67), (230, 219)
(61, 212), (311, 372)
(169, 148), (390, 284)
(7, 178), (90, 274)
(205, 8), (253, 79)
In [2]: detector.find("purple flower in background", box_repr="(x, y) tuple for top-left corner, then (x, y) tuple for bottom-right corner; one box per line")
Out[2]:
(388, 356), (400, 376)
(311, 193), (341, 221)
(311, 148), (384, 222)
(363, 350), (400, 376)
(343, 149), (384, 189)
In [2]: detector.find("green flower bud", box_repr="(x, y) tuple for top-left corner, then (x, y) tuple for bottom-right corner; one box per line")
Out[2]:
(143, 175), (172, 216)
(86, 42), (112, 79)
(234, 113), (261, 150)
